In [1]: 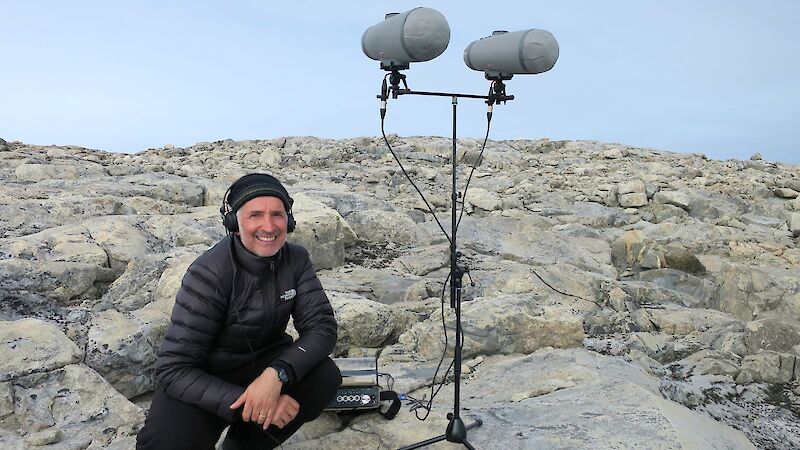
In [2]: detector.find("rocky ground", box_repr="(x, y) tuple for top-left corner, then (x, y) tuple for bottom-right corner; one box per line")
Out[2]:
(0, 135), (799, 449)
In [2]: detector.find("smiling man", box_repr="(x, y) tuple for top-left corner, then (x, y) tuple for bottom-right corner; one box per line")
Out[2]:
(137, 173), (341, 450)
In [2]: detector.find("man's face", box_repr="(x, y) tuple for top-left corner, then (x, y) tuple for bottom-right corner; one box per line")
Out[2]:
(236, 196), (288, 257)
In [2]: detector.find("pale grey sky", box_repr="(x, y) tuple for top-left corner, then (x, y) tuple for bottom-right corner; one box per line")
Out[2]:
(2, 1), (798, 162)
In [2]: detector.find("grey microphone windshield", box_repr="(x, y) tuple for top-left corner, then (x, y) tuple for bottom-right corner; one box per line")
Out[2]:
(362, 7), (450, 69)
(464, 29), (559, 79)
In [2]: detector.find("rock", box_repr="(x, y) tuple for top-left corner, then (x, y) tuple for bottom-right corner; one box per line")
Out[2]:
(611, 229), (646, 272)
(686, 192), (741, 220)
(550, 201), (626, 228)
(96, 254), (169, 312)
(744, 319), (800, 354)
(325, 266), (434, 305)
(23, 428), (62, 446)
(85, 309), (160, 398)
(640, 203), (688, 223)
(739, 213), (787, 229)
(626, 332), (699, 363)
(0, 138), (8, 152)
(371, 349), (755, 450)
(750, 152), (763, 160)
(663, 245), (706, 275)
(465, 187), (503, 211)
(0, 318), (83, 381)
(140, 213), (220, 248)
(328, 291), (413, 354)
(774, 187), (799, 199)
(290, 193), (355, 269)
(735, 369), (754, 384)
(653, 190), (691, 210)
(0, 259), (102, 304)
(601, 147), (628, 159)
(714, 263), (800, 323)
(15, 163), (81, 182)
(390, 244), (449, 276)
(482, 261), (599, 309)
(678, 350), (741, 378)
(451, 215), (615, 278)
(633, 269), (715, 308)
(258, 147), (281, 167)
(125, 174), (205, 206)
(0, 224), (108, 267)
(5, 137), (800, 447)
(646, 307), (739, 335)
(618, 192), (648, 208)
(617, 181), (648, 207)
(0, 382), (13, 417)
(85, 217), (155, 273)
(302, 190), (396, 219)
(511, 378), (578, 401)
(149, 253), (198, 313)
(789, 212), (800, 237)
(739, 351), (795, 383)
(782, 179), (800, 193)
(346, 210), (433, 248)
(617, 180), (646, 195)
(397, 295), (585, 360)
(1, 364), (144, 449)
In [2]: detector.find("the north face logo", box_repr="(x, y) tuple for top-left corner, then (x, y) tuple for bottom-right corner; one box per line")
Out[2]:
(280, 289), (296, 302)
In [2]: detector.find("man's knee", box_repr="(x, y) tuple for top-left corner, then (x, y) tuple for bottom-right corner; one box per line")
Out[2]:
(136, 389), (225, 450)
(289, 358), (341, 421)
(317, 357), (343, 391)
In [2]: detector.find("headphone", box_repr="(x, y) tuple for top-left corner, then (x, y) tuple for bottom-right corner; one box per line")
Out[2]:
(219, 184), (296, 234)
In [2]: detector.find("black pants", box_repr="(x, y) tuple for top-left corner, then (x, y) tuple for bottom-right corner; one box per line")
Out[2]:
(136, 350), (341, 450)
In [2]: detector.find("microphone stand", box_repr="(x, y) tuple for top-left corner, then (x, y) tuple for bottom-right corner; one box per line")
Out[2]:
(381, 72), (513, 450)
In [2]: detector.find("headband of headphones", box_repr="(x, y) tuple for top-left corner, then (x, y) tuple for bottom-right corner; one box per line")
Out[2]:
(219, 174), (296, 233)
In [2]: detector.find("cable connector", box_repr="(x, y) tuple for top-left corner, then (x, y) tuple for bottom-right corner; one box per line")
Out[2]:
(380, 78), (388, 119)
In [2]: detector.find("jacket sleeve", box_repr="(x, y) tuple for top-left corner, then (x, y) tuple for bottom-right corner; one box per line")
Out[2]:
(273, 246), (338, 381)
(154, 258), (245, 422)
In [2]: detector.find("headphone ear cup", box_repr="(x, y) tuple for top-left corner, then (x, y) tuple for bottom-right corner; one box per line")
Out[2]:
(287, 212), (296, 233)
(223, 211), (239, 233)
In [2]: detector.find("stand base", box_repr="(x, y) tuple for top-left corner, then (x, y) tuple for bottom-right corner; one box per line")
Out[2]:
(397, 415), (483, 450)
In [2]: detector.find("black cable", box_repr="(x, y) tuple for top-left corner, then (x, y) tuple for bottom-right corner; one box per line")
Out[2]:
(404, 272), (455, 421)
(529, 269), (604, 308)
(456, 87), (494, 231)
(380, 118), (452, 246)
(377, 372), (395, 391)
(446, 91), (601, 309)
(347, 424), (384, 450)
(377, 87), (467, 422)
(378, 80), (595, 427)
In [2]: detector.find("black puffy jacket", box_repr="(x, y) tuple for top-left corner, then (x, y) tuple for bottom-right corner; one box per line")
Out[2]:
(155, 235), (338, 422)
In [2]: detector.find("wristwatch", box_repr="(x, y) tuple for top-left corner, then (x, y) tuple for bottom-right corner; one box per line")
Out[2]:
(271, 366), (290, 384)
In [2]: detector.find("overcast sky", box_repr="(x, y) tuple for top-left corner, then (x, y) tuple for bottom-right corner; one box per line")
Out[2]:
(2, 1), (798, 163)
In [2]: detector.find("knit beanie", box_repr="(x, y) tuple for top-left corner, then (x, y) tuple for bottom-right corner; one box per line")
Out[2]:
(227, 173), (293, 213)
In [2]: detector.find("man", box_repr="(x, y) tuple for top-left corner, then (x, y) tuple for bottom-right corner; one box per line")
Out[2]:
(137, 173), (341, 449)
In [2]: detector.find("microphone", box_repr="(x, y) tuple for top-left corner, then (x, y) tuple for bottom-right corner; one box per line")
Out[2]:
(362, 7), (450, 70)
(464, 29), (559, 79)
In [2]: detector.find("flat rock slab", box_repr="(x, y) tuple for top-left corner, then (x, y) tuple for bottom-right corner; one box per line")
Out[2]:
(0, 318), (83, 381)
(297, 349), (755, 449)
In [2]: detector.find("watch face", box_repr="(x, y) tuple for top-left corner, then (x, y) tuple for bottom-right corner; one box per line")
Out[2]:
(276, 368), (289, 383)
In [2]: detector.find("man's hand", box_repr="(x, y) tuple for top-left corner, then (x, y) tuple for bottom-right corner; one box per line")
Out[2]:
(271, 394), (300, 429)
(230, 368), (283, 429)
